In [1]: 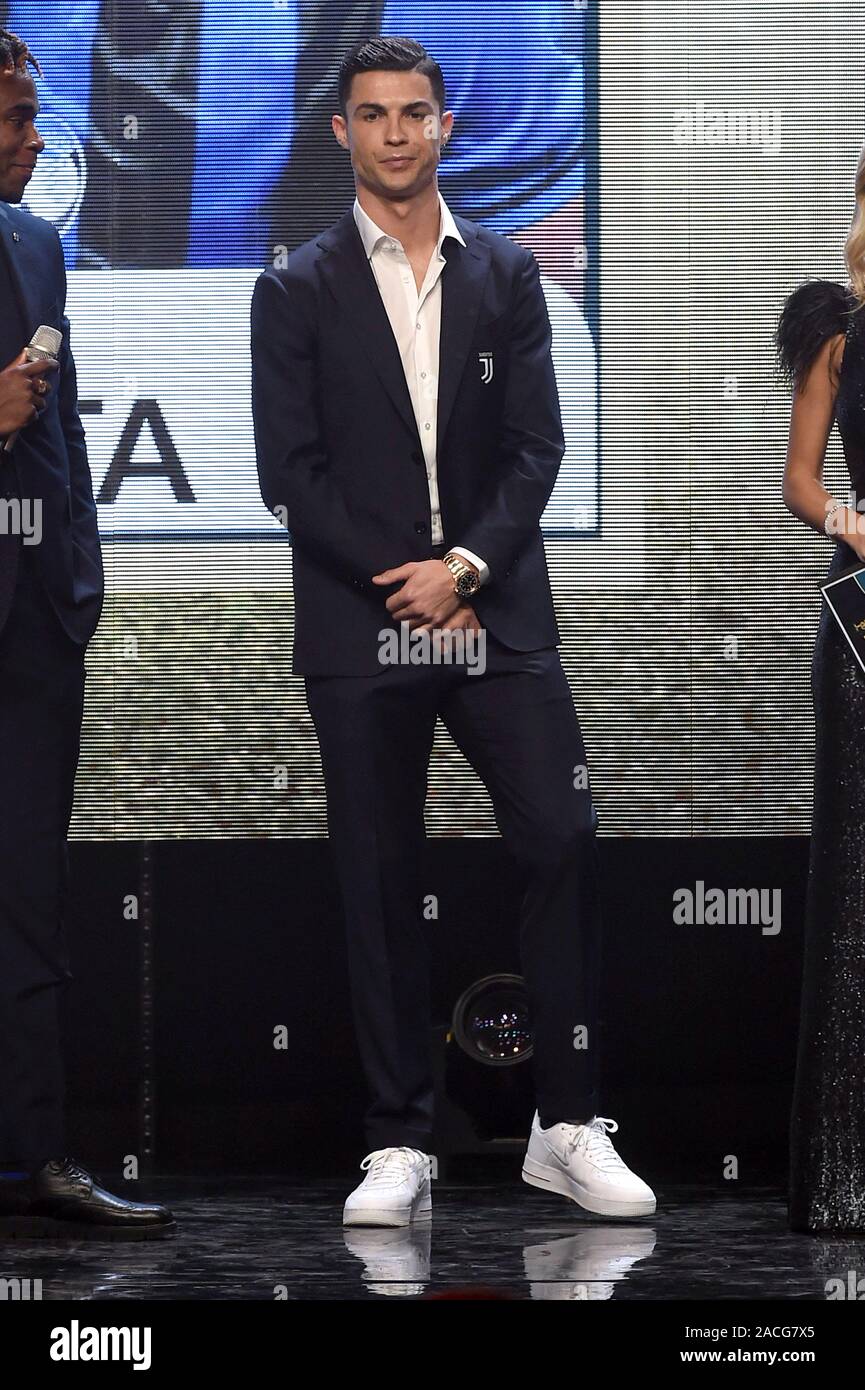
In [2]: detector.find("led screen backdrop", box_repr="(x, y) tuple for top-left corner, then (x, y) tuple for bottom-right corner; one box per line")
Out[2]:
(11, 0), (594, 538)
(0, 0), (853, 839)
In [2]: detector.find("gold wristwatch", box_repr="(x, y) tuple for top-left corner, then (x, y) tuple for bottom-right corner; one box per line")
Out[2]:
(442, 551), (481, 597)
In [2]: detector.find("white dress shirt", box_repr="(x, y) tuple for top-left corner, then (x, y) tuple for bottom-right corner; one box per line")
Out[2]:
(352, 191), (489, 585)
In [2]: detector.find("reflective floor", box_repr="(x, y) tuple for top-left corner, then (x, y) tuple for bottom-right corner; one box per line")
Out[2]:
(1, 1178), (863, 1300)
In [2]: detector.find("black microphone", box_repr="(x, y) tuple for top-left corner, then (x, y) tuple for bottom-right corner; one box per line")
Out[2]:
(3, 325), (62, 453)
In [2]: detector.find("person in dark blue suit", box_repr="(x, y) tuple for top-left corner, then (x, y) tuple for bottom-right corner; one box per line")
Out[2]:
(252, 36), (656, 1227)
(0, 29), (174, 1238)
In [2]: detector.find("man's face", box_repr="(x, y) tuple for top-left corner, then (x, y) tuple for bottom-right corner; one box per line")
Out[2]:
(0, 67), (43, 205)
(333, 69), (453, 202)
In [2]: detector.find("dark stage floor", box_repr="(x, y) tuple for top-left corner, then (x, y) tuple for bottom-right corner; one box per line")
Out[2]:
(1, 1177), (863, 1300)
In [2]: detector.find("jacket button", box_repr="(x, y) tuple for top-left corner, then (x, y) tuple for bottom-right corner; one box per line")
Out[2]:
(414, 521), (427, 534)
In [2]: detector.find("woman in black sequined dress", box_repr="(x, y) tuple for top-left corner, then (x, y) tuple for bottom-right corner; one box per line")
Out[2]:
(777, 268), (865, 1233)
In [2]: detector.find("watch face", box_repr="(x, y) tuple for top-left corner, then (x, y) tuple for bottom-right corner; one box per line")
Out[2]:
(457, 571), (479, 596)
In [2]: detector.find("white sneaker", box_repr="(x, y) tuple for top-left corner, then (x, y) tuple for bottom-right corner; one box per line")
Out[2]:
(522, 1112), (656, 1217)
(342, 1147), (432, 1228)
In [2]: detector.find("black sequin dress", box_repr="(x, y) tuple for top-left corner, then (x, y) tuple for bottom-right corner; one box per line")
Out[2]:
(778, 279), (865, 1233)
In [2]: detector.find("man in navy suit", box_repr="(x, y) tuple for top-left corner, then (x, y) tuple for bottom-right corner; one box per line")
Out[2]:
(252, 36), (656, 1226)
(0, 29), (173, 1238)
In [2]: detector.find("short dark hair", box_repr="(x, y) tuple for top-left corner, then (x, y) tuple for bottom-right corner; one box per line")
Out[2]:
(0, 27), (41, 78)
(337, 36), (444, 117)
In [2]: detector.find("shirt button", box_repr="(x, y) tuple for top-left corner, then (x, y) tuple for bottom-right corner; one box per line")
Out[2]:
(416, 322), (421, 330)
(421, 371), (427, 379)
(424, 422), (431, 430)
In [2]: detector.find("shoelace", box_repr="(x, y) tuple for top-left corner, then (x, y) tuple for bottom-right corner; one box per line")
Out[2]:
(57, 1162), (96, 1184)
(44, 1158), (95, 1191)
(359, 1147), (427, 1185)
(559, 1117), (631, 1173)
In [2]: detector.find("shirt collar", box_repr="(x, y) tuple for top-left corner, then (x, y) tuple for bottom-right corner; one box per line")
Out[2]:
(352, 189), (465, 260)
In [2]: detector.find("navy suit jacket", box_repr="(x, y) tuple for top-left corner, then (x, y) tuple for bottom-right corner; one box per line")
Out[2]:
(0, 201), (103, 645)
(251, 207), (565, 676)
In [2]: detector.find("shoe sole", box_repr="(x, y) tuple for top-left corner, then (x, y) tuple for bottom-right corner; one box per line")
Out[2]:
(522, 1157), (656, 1217)
(0, 1216), (177, 1241)
(342, 1193), (432, 1228)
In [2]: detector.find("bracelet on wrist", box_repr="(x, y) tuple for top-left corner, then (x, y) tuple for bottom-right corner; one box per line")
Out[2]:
(824, 498), (848, 537)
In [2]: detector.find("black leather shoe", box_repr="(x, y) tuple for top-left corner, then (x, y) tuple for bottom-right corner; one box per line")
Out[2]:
(0, 1158), (176, 1240)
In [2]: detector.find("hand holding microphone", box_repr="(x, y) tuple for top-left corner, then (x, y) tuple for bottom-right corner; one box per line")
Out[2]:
(0, 326), (62, 451)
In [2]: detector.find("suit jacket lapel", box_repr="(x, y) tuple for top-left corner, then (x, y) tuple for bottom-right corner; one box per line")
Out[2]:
(436, 216), (490, 451)
(0, 203), (40, 340)
(317, 208), (491, 453)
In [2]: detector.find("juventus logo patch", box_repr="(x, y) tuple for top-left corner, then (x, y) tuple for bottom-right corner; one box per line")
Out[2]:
(478, 351), (494, 384)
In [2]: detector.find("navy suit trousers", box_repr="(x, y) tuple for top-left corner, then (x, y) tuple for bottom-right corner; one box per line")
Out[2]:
(305, 576), (603, 1151)
(0, 542), (85, 1171)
